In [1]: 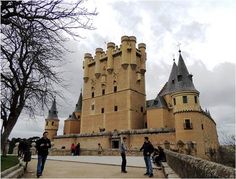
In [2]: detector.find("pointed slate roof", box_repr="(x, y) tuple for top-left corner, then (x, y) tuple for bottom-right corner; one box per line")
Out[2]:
(146, 96), (167, 109)
(74, 91), (82, 112)
(68, 112), (77, 120)
(159, 51), (198, 96)
(47, 98), (59, 120)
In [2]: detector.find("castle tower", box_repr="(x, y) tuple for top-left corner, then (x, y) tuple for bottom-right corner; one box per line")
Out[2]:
(63, 91), (82, 135)
(80, 36), (147, 133)
(45, 98), (59, 141)
(160, 51), (219, 158)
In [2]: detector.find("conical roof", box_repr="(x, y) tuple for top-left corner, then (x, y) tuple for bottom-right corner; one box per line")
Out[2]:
(47, 98), (59, 120)
(74, 91), (82, 112)
(159, 51), (198, 96)
(67, 112), (77, 120)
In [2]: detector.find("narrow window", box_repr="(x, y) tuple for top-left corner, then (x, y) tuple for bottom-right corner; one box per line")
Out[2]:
(201, 124), (204, 130)
(52, 121), (54, 126)
(183, 96), (188, 103)
(102, 89), (105, 95)
(92, 92), (94, 98)
(172, 79), (175, 84)
(91, 104), (94, 110)
(114, 106), (118, 111)
(144, 122), (147, 128)
(141, 107), (144, 112)
(173, 98), (176, 105)
(101, 108), (104, 113)
(114, 86), (117, 92)
(184, 119), (192, 129)
(177, 75), (183, 81)
(46, 121), (48, 126)
(194, 96), (197, 103)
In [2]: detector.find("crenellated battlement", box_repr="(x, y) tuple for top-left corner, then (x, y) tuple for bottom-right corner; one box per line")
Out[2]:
(83, 36), (147, 82)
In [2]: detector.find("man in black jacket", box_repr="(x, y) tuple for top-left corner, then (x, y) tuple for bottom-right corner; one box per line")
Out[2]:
(140, 137), (154, 177)
(36, 132), (51, 178)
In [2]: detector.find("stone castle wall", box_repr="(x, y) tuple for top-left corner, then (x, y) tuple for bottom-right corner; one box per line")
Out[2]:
(165, 149), (235, 178)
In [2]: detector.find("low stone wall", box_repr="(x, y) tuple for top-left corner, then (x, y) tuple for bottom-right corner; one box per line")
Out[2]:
(49, 148), (143, 156)
(1, 159), (26, 178)
(164, 149), (235, 178)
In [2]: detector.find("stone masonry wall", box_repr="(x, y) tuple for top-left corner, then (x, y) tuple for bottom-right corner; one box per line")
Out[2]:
(164, 149), (235, 178)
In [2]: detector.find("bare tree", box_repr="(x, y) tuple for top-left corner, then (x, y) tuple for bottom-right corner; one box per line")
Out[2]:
(1, 0), (97, 156)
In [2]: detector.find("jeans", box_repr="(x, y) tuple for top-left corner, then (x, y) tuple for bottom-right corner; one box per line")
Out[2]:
(37, 155), (47, 175)
(121, 153), (127, 172)
(144, 155), (153, 175)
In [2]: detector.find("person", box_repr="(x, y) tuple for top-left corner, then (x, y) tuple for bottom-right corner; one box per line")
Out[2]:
(75, 143), (80, 156)
(98, 143), (103, 155)
(154, 146), (166, 169)
(18, 139), (24, 158)
(119, 137), (128, 173)
(71, 143), (76, 156)
(140, 137), (154, 177)
(36, 132), (51, 178)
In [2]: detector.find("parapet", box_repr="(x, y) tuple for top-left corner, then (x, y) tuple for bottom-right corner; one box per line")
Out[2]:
(138, 43), (146, 49)
(107, 42), (115, 48)
(84, 53), (92, 58)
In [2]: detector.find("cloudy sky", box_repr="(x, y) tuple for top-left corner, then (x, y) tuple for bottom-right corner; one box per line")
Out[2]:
(10, 0), (235, 143)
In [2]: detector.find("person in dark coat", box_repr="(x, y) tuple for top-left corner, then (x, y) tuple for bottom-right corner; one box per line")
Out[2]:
(36, 132), (51, 178)
(75, 143), (80, 156)
(154, 146), (166, 168)
(119, 137), (128, 173)
(140, 137), (154, 177)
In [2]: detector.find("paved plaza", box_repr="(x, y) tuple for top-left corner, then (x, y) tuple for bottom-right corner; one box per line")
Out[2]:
(23, 156), (165, 178)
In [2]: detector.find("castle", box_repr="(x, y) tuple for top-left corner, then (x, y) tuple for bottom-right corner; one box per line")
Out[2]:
(44, 36), (219, 159)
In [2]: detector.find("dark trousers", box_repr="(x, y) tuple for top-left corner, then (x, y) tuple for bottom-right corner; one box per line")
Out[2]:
(37, 155), (47, 175)
(121, 153), (127, 172)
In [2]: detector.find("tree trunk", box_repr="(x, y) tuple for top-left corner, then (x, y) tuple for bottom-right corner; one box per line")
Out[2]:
(1, 112), (21, 156)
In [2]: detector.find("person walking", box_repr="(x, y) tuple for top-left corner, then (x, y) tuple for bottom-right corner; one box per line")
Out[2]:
(36, 132), (51, 178)
(119, 137), (128, 173)
(140, 137), (154, 177)
(97, 143), (103, 155)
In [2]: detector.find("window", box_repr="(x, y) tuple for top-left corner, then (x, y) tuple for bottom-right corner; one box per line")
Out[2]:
(111, 140), (119, 149)
(114, 86), (117, 92)
(183, 96), (188, 103)
(53, 111), (57, 115)
(172, 79), (175, 84)
(201, 124), (204, 130)
(177, 75), (183, 81)
(46, 121), (48, 126)
(101, 108), (104, 113)
(52, 121), (54, 126)
(102, 89), (105, 95)
(173, 98), (176, 105)
(184, 119), (192, 129)
(194, 96), (197, 103)
(91, 104), (95, 110)
(141, 107), (144, 112)
(92, 92), (94, 98)
(114, 106), (118, 111)
(144, 122), (147, 128)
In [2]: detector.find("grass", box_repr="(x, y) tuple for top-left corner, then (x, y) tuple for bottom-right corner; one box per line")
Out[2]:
(1, 155), (19, 172)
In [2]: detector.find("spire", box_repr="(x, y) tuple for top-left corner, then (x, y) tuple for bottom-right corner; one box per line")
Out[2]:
(159, 51), (198, 96)
(74, 90), (82, 112)
(177, 52), (189, 76)
(166, 61), (178, 91)
(47, 98), (58, 119)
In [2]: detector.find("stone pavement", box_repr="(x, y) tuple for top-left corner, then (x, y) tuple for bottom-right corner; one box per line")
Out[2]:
(23, 156), (165, 178)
